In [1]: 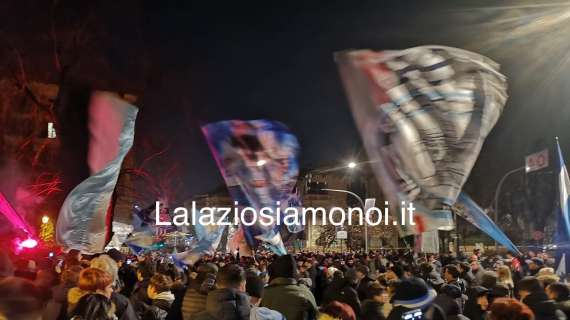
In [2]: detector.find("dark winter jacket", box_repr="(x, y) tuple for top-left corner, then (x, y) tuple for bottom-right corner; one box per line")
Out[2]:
(261, 277), (318, 320)
(357, 276), (376, 301)
(322, 278), (361, 316)
(42, 282), (73, 320)
(556, 299), (570, 319)
(142, 292), (175, 320)
(194, 288), (251, 320)
(113, 292), (139, 320)
(361, 300), (385, 320)
(522, 291), (566, 320)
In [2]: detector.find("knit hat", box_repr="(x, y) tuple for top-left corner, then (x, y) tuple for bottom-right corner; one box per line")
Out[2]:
(269, 254), (298, 279)
(90, 255), (119, 284)
(391, 277), (437, 309)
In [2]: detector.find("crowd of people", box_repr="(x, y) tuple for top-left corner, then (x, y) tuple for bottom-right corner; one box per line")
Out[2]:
(0, 246), (569, 320)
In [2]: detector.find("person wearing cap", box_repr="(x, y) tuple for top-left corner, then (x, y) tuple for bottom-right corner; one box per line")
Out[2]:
(386, 277), (437, 320)
(518, 276), (566, 320)
(261, 255), (318, 320)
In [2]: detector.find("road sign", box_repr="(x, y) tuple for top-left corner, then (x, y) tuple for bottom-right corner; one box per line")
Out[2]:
(525, 149), (549, 173)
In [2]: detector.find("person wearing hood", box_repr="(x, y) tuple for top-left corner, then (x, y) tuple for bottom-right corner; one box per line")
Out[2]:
(463, 286), (489, 320)
(142, 274), (175, 320)
(386, 277), (437, 320)
(261, 254), (318, 320)
(431, 294), (470, 320)
(518, 276), (566, 320)
(195, 264), (251, 320)
(547, 282), (570, 318)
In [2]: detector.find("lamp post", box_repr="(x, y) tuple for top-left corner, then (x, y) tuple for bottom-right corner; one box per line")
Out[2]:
(491, 166), (525, 249)
(321, 188), (368, 252)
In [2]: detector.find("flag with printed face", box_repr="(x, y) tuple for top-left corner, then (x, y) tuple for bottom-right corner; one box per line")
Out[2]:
(56, 92), (138, 254)
(202, 120), (302, 255)
(336, 46), (508, 234)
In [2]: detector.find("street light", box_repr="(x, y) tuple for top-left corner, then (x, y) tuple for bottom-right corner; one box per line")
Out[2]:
(347, 162), (357, 169)
(321, 188), (368, 252)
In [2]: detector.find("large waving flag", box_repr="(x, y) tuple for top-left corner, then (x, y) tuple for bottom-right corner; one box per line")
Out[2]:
(56, 92), (138, 254)
(202, 120), (301, 255)
(557, 138), (570, 237)
(455, 193), (521, 255)
(336, 46), (508, 234)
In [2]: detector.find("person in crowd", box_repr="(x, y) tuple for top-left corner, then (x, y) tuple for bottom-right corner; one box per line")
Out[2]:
(70, 293), (118, 320)
(496, 265), (514, 298)
(194, 264), (251, 320)
(182, 262), (218, 318)
(262, 254), (319, 320)
(68, 267), (115, 315)
(0, 276), (45, 320)
(459, 261), (477, 287)
(322, 267), (361, 316)
(386, 277), (436, 320)
(360, 283), (387, 320)
(547, 282), (570, 318)
(355, 265), (375, 302)
(487, 297), (534, 320)
(517, 276), (565, 320)
(431, 291), (470, 320)
(91, 254), (138, 320)
(463, 286), (489, 320)
(471, 260), (485, 285)
(527, 258), (544, 277)
(536, 267), (560, 287)
(246, 275), (285, 320)
(43, 264), (83, 320)
(131, 260), (157, 317)
(443, 265), (466, 294)
(142, 273), (175, 320)
(318, 301), (356, 320)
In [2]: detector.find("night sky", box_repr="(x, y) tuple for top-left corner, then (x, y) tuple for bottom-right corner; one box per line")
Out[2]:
(3, 0), (570, 205)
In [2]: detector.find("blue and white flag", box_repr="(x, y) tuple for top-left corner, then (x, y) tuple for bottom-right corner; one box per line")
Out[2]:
(557, 139), (570, 238)
(336, 46), (508, 234)
(56, 92), (138, 254)
(456, 193), (521, 255)
(202, 120), (302, 255)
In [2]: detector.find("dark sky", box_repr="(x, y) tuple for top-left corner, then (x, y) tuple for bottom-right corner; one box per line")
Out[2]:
(4, 0), (570, 205)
